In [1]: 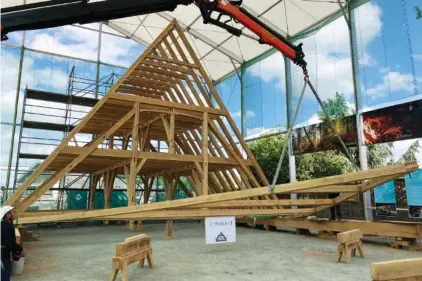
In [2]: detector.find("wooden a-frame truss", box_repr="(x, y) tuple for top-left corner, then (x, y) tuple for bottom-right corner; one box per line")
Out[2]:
(8, 21), (419, 230)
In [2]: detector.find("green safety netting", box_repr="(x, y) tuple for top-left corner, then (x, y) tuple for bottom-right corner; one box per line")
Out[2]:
(66, 190), (128, 210)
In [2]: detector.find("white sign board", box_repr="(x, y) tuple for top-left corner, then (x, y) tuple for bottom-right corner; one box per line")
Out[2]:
(205, 216), (236, 245)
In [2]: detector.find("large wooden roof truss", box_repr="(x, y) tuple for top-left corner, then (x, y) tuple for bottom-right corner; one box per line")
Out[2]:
(6, 21), (419, 225)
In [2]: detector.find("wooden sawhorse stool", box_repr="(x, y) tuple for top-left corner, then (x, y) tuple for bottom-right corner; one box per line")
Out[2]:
(109, 234), (154, 281)
(336, 229), (364, 264)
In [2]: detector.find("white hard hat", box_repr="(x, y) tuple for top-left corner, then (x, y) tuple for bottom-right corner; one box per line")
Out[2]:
(0, 205), (15, 219)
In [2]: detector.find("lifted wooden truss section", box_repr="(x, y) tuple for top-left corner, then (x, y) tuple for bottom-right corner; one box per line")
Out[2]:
(6, 21), (419, 230)
(239, 217), (422, 239)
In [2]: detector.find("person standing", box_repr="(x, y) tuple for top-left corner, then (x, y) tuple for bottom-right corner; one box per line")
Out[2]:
(1, 206), (24, 281)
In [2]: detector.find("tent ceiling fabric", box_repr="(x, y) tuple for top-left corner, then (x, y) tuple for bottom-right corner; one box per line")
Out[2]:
(3, 0), (348, 82)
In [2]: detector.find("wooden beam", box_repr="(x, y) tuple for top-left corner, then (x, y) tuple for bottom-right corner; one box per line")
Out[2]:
(247, 217), (422, 239)
(202, 112), (208, 196)
(161, 116), (170, 140)
(88, 208), (316, 220)
(14, 163), (417, 223)
(148, 164), (195, 177)
(92, 160), (130, 176)
(88, 175), (100, 209)
(183, 199), (335, 208)
(370, 258), (422, 281)
(177, 178), (193, 198)
(136, 158), (148, 174)
(128, 103), (140, 230)
(169, 111), (175, 154)
(17, 108), (136, 212)
(108, 92), (226, 116)
(147, 54), (197, 68)
(59, 146), (255, 166)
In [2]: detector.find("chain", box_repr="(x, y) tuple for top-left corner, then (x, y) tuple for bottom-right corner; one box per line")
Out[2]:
(402, 0), (418, 95)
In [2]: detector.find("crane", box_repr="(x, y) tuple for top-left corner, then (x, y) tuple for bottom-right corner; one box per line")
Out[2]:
(1, 0), (307, 74)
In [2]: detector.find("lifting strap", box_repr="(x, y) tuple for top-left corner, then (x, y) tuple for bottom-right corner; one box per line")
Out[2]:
(269, 75), (359, 194)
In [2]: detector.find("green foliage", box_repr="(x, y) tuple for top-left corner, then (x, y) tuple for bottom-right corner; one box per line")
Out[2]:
(249, 133), (350, 184)
(396, 140), (421, 164)
(366, 143), (394, 168)
(295, 151), (351, 181)
(317, 92), (353, 121)
(249, 134), (290, 185)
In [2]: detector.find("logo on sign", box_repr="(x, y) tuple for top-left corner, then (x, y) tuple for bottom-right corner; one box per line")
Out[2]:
(75, 194), (82, 201)
(215, 232), (227, 242)
(205, 216), (236, 245)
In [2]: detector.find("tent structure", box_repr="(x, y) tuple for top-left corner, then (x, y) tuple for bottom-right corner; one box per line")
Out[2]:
(8, 22), (418, 234)
(1, 0), (368, 82)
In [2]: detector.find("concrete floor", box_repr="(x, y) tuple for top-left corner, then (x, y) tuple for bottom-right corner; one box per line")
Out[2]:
(14, 222), (421, 281)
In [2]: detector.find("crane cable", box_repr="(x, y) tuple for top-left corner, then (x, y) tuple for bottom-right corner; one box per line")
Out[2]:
(269, 72), (360, 194)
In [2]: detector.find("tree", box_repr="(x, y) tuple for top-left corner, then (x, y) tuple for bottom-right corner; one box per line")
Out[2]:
(317, 92), (352, 120)
(249, 134), (290, 185)
(249, 133), (350, 185)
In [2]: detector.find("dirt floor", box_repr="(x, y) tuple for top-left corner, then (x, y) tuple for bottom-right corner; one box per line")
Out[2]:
(14, 221), (421, 281)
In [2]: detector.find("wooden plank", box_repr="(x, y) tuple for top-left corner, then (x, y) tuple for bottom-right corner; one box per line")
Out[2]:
(370, 258), (422, 281)
(17, 108), (136, 212)
(15, 163), (416, 223)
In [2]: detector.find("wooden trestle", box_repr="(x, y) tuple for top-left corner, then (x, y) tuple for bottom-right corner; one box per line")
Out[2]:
(7, 21), (419, 233)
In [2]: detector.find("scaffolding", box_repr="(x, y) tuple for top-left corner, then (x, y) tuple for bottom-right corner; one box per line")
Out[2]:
(11, 65), (119, 210)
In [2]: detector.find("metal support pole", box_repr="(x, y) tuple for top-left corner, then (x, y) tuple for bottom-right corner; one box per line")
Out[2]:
(240, 64), (247, 137)
(348, 3), (372, 220)
(5, 37), (25, 199)
(11, 89), (28, 193)
(95, 22), (102, 99)
(284, 57), (297, 205)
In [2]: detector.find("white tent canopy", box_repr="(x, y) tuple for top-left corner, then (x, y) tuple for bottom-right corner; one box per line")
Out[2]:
(3, 0), (356, 81)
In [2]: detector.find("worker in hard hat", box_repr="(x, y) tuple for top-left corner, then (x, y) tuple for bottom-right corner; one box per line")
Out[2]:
(1, 206), (24, 281)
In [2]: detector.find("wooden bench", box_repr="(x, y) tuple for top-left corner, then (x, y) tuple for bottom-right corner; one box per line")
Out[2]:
(336, 229), (364, 264)
(370, 258), (422, 281)
(109, 234), (154, 281)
